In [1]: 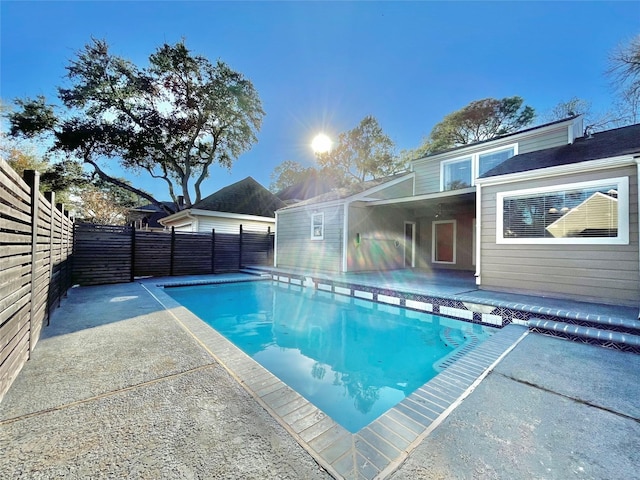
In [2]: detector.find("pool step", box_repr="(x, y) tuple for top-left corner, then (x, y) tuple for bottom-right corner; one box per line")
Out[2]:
(240, 267), (273, 279)
(528, 318), (640, 353)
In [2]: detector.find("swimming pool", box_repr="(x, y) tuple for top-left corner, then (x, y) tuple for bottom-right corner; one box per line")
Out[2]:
(165, 280), (496, 432)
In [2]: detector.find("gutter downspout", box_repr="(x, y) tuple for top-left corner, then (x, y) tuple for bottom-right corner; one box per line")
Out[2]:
(636, 158), (640, 319)
(475, 183), (482, 285)
(342, 201), (350, 273)
(274, 211), (279, 268)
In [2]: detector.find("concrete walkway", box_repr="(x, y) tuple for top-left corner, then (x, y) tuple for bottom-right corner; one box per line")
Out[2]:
(1, 279), (639, 479)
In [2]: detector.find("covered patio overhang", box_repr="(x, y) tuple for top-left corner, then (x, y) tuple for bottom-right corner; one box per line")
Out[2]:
(362, 187), (476, 215)
(344, 188), (477, 273)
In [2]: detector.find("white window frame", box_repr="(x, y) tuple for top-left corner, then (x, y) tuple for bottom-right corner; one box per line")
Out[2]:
(404, 221), (416, 268)
(440, 143), (518, 191)
(496, 176), (629, 245)
(311, 212), (324, 240)
(440, 156), (473, 191)
(432, 219), (457, 264)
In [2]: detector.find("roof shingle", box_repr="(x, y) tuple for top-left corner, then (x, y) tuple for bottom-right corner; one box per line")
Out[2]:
(482, 123), (640, 178)
(191, 177), (286, 217)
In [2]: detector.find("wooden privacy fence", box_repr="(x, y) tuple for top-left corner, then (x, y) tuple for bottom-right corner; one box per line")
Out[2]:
(1, 161), (73, 403)
(73, 223), (274, 286)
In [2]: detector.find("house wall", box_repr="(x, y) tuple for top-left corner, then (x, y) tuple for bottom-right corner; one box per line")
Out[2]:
(363, 177), (414, 200)
(479, 164), (639, 306)
(276, 204), (344, 272)
(347, 204), (411, 272)
(173, 223), (194, 232)
(518, 128), (569, 154)
(413, 124), (573, 195)
(414, 207), (476, 271)
(197, 216), (274, 234)
(164, 216), (274, 234)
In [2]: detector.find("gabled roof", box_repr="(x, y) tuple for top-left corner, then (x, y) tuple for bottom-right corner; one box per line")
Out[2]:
(481, 123), (640, 178)
(278, 172), (412, 210)
(191, 176), (286, 218)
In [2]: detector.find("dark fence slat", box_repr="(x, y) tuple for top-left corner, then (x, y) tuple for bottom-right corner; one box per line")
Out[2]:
(0, 160), (74, 403)
(72, 224), (274, 284)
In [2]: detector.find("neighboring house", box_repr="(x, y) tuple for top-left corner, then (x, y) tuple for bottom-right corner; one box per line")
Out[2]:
(274, 116), (640, 306)
(160, 177), (286, 233)
(129, 201), (178, 231)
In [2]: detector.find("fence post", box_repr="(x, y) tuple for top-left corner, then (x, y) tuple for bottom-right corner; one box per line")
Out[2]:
(56, 203), (64, 307)
(63, 210), (75, 298)
(130, 223), (136, 283)
(23, 170), (39, 356)
(170, 226), (176, 276)
(45, 191), (55, 326)
(211, 228), (216, 274)
(239, 224), (243, 269)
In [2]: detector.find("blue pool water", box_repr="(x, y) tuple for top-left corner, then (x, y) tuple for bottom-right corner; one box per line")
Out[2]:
(165, 281), (496, 432)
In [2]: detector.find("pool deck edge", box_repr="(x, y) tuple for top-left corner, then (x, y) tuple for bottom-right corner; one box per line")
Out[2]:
(143, 278), (529, 480)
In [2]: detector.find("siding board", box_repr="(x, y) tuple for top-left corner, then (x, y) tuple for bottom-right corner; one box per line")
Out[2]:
(479, 165), (639, 305)
(276, 205), (343, 272)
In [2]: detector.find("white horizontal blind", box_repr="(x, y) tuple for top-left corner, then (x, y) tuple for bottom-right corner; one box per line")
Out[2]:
(502, 184), (618, 239)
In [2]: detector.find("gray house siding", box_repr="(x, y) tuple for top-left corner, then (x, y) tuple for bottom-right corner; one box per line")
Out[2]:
(412, 123), (573, 196)
(518, 128), (570, 154)
(276, 205), (344, 272)
(413, 161), (441, 195)
(479, 165), (639, 305)
(347, 204), (411, 271)
(364, 177), (414, 200)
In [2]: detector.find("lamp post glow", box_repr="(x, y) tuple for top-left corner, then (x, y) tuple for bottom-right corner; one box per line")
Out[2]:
(311, 133), (332, 154)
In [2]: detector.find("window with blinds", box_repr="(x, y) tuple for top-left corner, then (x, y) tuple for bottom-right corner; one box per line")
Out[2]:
(496, 177), (629, 244)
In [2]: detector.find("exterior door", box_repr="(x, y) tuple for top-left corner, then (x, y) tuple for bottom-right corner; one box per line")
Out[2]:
(432, 220), (456, 264)
(404, 221), (416, 268)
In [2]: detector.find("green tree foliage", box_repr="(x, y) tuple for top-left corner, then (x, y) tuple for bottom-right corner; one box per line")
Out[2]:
(73, 184), (132, 225)
(8, 39), (265, 213)
(315, 115), (402, 186)
(269, 160), (317, 192)
(608, 34), (640, 124)
(3, 146), (48, 178)
(424, 96), (535, 154)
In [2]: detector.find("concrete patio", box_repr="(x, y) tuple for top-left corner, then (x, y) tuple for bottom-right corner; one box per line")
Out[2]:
(1, 275), (639, 479)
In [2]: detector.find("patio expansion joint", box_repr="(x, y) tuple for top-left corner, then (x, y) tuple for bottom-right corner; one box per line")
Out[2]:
(0, 363), (218, 427)
(495, 372), (640, 424)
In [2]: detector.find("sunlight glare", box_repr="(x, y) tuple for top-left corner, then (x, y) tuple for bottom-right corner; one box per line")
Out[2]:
(311, 133), (332, 154)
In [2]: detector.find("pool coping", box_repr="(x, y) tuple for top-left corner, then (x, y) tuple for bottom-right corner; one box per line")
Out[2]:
(143, 279), (529, 480)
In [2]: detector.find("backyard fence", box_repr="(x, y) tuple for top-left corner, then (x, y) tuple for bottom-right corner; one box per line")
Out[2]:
(73, 223), (274, 286)
(1, 160), (74, 403)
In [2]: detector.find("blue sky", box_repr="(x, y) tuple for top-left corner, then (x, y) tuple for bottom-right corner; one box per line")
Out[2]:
(2, 1), (639, 201)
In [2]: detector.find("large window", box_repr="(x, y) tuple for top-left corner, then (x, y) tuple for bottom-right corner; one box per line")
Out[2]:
(441, 144), (516, 191)
(311, 212), (324, 240)
(442, 157), (472, 191)
(478, 147), (515, 176)
(497, 177), (629, 244)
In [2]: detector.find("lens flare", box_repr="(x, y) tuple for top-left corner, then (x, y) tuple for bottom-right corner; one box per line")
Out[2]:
(311, 133), (332, 153)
